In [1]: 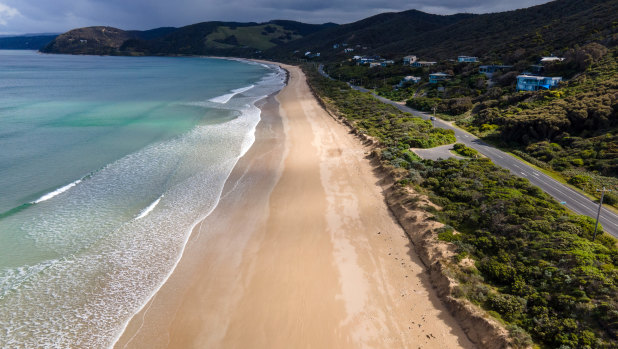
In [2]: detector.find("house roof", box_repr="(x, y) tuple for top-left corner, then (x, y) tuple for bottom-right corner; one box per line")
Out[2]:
(517, 75), (562, 80)
(540, 56), (564, 62)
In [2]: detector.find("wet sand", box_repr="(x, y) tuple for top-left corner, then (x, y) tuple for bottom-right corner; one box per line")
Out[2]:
(115, 64), (474, 349)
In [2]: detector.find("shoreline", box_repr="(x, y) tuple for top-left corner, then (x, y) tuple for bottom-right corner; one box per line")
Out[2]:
(116, 64), (474, 348)
(114, 88), (287, 348)
(112, 62), (287, 348)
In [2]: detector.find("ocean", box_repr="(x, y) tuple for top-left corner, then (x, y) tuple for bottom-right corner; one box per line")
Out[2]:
(0, 50), (285, 347)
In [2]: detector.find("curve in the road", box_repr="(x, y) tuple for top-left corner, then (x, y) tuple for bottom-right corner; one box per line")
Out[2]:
(318, 65), (618, 238)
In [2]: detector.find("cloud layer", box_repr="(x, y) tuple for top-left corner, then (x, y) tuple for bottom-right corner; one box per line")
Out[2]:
(0, 0), (551, 34)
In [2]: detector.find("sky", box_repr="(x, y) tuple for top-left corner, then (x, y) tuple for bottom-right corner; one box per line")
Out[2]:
(0, 0), (553, 35)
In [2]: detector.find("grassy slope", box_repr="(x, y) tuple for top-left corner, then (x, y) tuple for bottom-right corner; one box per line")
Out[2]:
(205, 24), (302, 50)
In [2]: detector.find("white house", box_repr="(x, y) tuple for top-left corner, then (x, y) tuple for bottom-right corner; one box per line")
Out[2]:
(516, 75), (562, 91)
(540, 56), (564, 63)
(398, 76), (421, 87)
(344, 48), (354, 53)
(403, 55), (417, 65)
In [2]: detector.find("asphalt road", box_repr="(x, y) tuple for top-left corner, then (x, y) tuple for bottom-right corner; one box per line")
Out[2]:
(317, 65), (618, 238)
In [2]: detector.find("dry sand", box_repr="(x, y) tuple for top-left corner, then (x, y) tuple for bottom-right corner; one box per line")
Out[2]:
(115, 64), (474, 349)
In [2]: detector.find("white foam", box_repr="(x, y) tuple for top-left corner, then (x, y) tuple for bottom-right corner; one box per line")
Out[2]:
(135, 195), (163, 220)
(208, 84), (255, 104)
(32, 179), (82, 204)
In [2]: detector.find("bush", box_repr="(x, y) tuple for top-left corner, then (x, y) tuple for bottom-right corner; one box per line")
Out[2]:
(453, 143), (479, 157)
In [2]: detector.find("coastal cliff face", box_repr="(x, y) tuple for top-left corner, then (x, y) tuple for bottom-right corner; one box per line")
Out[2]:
(42, 27), (134, 55)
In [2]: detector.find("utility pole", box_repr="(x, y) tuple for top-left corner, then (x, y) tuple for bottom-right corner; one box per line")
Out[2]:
(593, 187), (612, 241)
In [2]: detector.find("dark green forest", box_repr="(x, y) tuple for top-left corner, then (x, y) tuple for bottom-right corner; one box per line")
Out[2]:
(268, 0), (617, 62)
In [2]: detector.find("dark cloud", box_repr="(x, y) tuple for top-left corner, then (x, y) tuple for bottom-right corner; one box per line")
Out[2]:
(0, 0), (551, 34)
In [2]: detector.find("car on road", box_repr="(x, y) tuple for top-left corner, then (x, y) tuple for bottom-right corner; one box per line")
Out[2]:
(430, 116), (436, 121)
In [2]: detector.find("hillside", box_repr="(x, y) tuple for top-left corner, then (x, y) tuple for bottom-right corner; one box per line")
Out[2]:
(42, 26), (149, 55)
(42, 21), (335, 56)
(266, 10), (475, 59)
(0, 34), (58, 50)
(269, 0), (618, 61)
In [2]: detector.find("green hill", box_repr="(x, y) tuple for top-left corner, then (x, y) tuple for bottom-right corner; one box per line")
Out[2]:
(42, 21), (335, 56)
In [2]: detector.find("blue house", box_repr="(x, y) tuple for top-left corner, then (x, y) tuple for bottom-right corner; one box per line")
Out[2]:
(516, 75), (562, 91)
(411, 61), (436, 67)
(429, 72), (451, 84)
(458, 56), (478, 63)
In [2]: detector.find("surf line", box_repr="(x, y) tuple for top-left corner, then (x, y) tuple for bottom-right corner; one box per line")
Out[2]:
(135, 195), (164, 220)
(31, 179), (83, 204)
(208, 85), (255, 104)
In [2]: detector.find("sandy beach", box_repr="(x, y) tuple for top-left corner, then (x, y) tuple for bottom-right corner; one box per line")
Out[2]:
(115, 64), (474, 348)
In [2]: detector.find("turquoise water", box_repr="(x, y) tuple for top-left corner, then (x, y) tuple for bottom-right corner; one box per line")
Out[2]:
(0, 51), (285, 347)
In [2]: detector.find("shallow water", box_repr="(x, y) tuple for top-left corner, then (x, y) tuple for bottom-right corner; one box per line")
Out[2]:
(0, 51), (285, 347)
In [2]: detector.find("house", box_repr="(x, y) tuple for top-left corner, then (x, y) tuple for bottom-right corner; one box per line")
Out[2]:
(79, 39), (88, 44)
(359, 57), (375, 64)
(369, 62), (381, 68)
(479, 65), (512, 76)
(411, 61), (437, 67)
(540, 56), (564, 63)
(458, 56), (479, 63)
(429, 72), (452, 83)
(333, 44), (340, 49)
(398, 76), (421, 87)
(516, 75), (562, 91)
(352, 55), (362, 60)
(344, 48), (354, 53)
(381, 60), (394, 67)
(304, 51), (311, 56)
(403, 55), (417, 65)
